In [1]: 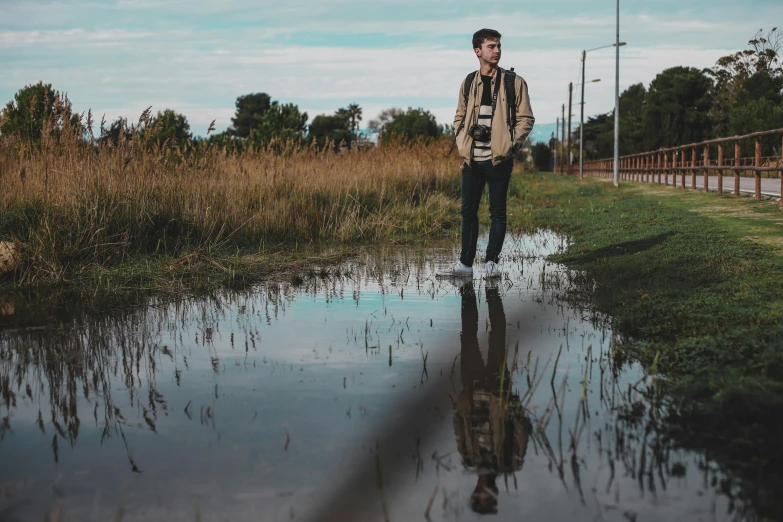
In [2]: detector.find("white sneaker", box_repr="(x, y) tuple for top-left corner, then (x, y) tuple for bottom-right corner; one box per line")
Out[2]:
(436, 260), (473, 278)
(485, 261), (501, 279)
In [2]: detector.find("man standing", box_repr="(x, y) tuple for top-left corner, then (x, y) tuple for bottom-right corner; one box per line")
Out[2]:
(439, 29), (535, 278)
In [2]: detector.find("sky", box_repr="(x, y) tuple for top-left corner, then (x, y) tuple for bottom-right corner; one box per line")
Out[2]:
(1, 0), (779, 142)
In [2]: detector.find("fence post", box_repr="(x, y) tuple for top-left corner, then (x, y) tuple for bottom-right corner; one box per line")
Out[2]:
(735, 141), (741, 197)
(655, 153), (659, 184)
(636, 156), (640, 182)
(691, 146), (697, 190)
(681, 150), (686, 188)
(704, 144), (710, 193)
(633, 156), (642, 181)
(755, 136), (762, 200)
(717, 143), (724, 196)
(643, 155), (646, 182)
(633, 157), (637, 182)
(640, 156), (643, 182)
(663, 152), (668, 186)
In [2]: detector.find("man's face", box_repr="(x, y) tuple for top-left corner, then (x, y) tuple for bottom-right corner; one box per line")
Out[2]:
(474, 39), (501, 65)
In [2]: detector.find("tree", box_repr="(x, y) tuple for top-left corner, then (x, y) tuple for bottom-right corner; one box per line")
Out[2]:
(99, 117), (133, 146)
(708, 28), (782, 136)
(382, 107), (442, 144)
(308, 112), (352, 150)
(368, 108), (404, 140)
(144, 109), (192, 147)
(229, 93), (271, 138)
(578, 83), (647, 160)
(205, 129), (239, 150)
(0, 82), (78, 144)
(579, 113), (614, 160)
(642, 67), (713, 150)
(531, 142), (552, 171)
(247, 102), (308, 145)
(345, 103), (363, 142)
(618, 83), (647, 154)
(727, 70), (783, 155)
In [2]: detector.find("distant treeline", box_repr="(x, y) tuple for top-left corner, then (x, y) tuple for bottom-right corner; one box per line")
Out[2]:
(561, 28), (783, 163)
(0, 87), (451, 153)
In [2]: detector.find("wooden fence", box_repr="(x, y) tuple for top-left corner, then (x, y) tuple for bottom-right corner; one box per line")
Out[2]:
(580, 128), (783, 202)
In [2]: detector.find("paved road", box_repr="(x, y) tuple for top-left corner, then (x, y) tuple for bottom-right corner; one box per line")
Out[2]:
(624, 174), (782, 199)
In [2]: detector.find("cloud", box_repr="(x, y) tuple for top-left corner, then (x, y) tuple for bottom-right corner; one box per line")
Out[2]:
(0, 42), (730, 133)
(0, 29), (153, 47)
(0, 0), (775, 133)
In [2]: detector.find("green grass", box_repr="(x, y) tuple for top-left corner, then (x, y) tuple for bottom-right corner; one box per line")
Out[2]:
(505, 173), (783, 518)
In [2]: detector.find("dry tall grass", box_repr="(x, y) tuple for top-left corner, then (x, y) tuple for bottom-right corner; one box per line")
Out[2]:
(0, 105), (462, 284)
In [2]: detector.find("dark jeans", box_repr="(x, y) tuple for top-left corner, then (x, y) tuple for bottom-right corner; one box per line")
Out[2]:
(459, 158), (513, 267)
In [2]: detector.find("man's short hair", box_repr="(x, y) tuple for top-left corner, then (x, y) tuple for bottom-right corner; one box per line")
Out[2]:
(472, 29), (502, 49)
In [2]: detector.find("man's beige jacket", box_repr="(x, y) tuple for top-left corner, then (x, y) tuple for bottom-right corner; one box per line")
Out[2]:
(453, 68), (535, 166)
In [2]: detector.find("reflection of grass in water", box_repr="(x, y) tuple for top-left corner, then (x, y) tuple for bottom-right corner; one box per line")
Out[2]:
(0, 284), (297, 473)
(512, 172), (783, 519)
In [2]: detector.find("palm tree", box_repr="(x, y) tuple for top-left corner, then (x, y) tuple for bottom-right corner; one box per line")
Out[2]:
(347, 103), (362, 146)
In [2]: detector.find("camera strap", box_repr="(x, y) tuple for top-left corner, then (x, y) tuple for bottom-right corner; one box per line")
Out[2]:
(472, 70), (503, 125)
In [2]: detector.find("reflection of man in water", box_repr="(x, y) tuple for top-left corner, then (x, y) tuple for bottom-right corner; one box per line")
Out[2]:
(453, 283), (531, 515)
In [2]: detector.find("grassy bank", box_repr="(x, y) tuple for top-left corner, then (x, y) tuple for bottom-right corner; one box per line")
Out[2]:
(0, 127), (463, 294)
(508, 173), (783, 518)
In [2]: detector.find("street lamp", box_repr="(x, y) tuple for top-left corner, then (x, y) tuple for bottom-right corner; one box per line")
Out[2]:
(578, 78), (601, 179)
(613, 0), (623, 187)
(579, 41), (626, 180)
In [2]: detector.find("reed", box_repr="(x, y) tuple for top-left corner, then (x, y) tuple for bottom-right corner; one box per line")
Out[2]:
(0, 104), (463, 285)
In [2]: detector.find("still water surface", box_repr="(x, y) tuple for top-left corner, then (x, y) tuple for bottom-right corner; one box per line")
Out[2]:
(0, 233), (746, 521)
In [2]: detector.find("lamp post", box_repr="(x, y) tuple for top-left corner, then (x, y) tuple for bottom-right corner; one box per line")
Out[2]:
(613, 0), (621, 187)
(578, 75), (601, 179)
(578, 42), (626, 179)
(567, 83), (573, 173)
(560, 104), (565, 174)
(555, 117), (559, 171)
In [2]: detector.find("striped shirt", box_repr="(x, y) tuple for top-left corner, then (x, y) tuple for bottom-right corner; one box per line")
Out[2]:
(472, 74), (494, 161)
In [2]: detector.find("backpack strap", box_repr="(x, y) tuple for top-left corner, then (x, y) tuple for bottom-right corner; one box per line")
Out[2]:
(454, 71), (477, 137)
(503, 67), (518, 138)
(462, 71), (477, 110)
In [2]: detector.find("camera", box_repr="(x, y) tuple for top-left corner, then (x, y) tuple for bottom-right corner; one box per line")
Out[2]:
(469, 124), (492, 142)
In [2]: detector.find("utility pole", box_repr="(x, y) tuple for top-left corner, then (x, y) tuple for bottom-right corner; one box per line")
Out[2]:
(561, 104), (566, 174)
(580, 50), (586, 179)
(613, 0), (621, 187)
(567, 83), (573, 175)
(551, 131), (556, 171)
(579, 45), (615, 180)
(555, 117), (559, 171)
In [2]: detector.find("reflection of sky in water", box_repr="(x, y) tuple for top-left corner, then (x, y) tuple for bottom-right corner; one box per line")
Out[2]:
(0, 232), (737, 521)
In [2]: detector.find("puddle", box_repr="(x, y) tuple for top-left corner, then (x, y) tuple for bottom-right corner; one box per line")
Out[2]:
(0, 232), (756, 521)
